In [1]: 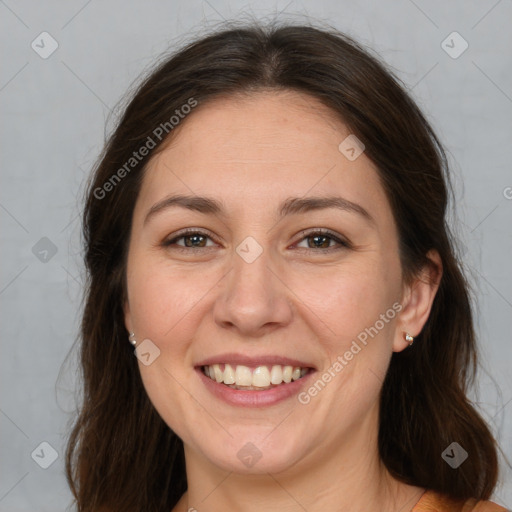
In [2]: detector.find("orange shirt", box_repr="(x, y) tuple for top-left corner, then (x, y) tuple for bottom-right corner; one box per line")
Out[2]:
(412, 491), (509, 512)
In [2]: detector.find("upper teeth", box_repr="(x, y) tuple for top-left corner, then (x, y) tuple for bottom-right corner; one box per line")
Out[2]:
(203, 364), (308, 387)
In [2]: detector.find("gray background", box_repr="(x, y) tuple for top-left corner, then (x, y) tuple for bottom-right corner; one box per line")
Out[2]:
(1, 0), (511, 510)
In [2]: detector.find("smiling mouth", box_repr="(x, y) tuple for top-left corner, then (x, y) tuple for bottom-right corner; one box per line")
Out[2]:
(200, 363), (312, 390)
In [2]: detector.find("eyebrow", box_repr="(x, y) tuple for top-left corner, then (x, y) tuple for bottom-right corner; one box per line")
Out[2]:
(143, 194), (374, 226)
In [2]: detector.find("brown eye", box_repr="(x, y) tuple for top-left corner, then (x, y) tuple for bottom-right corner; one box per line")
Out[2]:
(181, 234), (208, 248)
(163, 230), (217, 249)
(295, 229), (350, 251)
(307, 234), (333, 249)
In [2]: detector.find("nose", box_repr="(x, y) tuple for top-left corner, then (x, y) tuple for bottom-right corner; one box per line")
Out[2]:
(213, 245), (293, 338)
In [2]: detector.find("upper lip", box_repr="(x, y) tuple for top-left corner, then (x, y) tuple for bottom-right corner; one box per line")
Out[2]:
(195, 353), (316, 370)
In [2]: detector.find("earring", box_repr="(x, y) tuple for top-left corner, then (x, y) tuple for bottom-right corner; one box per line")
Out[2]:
(404, 332), (414, 346)
(128, 332), (137, 347)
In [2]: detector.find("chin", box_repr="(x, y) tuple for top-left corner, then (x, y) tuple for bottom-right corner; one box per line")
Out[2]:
(209, 449), (302, 475)
(192, 430), (308, 475)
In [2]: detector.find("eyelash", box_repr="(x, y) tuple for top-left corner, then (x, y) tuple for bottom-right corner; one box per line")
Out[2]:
(162, 228), (351, 253)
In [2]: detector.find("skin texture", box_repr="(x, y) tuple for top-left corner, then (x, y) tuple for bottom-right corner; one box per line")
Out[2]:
(124, 91), (441, 512)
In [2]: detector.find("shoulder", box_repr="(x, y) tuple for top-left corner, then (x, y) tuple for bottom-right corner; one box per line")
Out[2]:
(413, 491), (509, 512)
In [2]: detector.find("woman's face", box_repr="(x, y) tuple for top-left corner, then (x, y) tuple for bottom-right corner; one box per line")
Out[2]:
(124, 91), (413, 474)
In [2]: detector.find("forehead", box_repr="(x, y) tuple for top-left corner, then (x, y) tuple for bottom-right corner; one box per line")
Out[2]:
(156, 91), (349, 168)
(135, 90), (389, 223)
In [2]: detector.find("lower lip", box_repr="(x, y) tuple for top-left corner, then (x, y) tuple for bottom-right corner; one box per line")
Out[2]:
(196, 368), (316, 407)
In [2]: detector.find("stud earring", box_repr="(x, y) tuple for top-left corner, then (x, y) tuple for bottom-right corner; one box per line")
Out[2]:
(128, 332), (137, 347)
(405, 332), (414, 346)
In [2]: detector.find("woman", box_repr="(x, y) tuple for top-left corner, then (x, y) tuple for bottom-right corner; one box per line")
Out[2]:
(65, 22), (508, 511)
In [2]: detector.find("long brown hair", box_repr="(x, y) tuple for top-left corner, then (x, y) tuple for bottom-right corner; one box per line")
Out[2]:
(65, 21), (499, 511)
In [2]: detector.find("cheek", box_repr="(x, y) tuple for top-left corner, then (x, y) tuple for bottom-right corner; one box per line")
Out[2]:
(126, 255), (208, 341)
(291, 260), (399, 345)
(126, 257), (210, 435)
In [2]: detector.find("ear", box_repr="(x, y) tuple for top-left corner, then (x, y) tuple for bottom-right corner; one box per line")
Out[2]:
(123, 299), (132, 335)
(393, 249), (443, 352)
